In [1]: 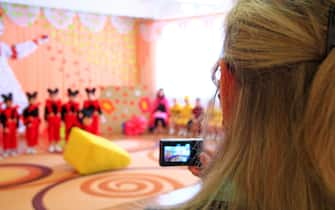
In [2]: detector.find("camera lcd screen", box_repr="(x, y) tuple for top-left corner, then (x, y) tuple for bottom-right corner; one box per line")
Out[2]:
(159, 138), (203, 166)
(164, 143), (191, 163)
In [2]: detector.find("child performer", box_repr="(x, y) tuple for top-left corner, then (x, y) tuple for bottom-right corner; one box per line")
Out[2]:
(177, 96), (193, 137)
(0, 93), (19, 157)
(83, 88), (102, 135)
(45, 88), (62, 153)
(149, 89), (170, 134)
(23, 92), (40, 154)
(79, 109), (95, 134)
(62, 89), (80, 141)
(169, 98), (181, 135)
(189, 98), (204, 137)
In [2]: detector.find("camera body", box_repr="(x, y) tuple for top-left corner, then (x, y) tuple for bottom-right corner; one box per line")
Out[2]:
(159, 138), (203, 166)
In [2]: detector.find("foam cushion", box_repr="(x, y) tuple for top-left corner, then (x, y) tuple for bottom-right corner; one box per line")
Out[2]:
(63, 127), (131, 175)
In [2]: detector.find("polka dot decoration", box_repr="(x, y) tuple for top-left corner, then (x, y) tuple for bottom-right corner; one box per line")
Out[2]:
(100, 86), (151, 134)
(0, 5), (138, 106)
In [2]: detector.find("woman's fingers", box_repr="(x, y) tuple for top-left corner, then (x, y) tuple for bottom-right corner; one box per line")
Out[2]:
(202, 141), (217, 158)
(188, 152), (211, 177)
(188, 166), (201, 177)
(188, 141), (219, 177)
(199, 152), (210, 166)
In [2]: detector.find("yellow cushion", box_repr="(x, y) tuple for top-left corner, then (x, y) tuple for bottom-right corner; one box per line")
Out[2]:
(63, 127), (131, 175)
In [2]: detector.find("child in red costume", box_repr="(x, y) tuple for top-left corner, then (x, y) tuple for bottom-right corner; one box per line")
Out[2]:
(62, 89), (80, 141)
(23, 92), (40, 154)
(83, 88), (102, 135)
(188, 98), (204, 136)
(79, 109), (95, 134)
(44, 88), (62, 153)
(0, 93), (19, 157)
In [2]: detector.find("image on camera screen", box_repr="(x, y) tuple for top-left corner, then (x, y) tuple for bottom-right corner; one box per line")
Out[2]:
(164, 144), (191, 162)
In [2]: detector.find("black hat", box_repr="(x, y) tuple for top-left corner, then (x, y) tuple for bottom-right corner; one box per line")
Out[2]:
(67, 88), (79, 97)
(47, 88), (59, 95)
(26, 91), (38, 100)
(1, 93), (13, 102)
(85, 88), (96, 95)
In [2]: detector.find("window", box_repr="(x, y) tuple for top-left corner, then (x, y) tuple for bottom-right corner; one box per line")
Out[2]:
(155, 17), (224, 104)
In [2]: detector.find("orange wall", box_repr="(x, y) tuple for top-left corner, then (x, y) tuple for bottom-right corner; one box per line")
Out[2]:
(1, 9), (225, 103)
(1, 14), (138, 102)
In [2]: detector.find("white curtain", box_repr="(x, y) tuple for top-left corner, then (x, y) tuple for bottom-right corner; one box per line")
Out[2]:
(155, 17), (225, 105)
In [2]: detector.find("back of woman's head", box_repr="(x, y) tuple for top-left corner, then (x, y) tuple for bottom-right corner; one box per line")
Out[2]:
(178, 1), (335, 210)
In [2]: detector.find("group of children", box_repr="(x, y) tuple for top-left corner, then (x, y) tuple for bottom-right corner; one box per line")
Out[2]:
(0, 87), (102, 158)
(169, 97), (223, 139)
(150, 89), (223, 139)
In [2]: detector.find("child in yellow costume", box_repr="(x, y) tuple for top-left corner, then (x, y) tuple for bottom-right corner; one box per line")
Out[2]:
(177, 96), (193, 136)
(169, 98), (182, 135)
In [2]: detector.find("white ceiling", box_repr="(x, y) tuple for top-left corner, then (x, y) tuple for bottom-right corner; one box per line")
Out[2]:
(0, 0), (234, 19)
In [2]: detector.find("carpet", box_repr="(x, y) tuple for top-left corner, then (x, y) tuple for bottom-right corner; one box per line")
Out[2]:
(0, 136), (199, 210)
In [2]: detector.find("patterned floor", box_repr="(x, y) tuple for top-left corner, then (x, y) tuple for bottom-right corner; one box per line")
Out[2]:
(0, 136), (199, 210)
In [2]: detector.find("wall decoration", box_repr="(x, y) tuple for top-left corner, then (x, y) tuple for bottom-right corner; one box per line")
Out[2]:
(138, 97), (151, 113)
(0, 4), (138, 108)
(0, 13), (48, 113)
(78, 13), (107, 32)
(2, 3), (40, 27)
(1, 3), (135, 34)
(100, 99), (115, 115)
(43, 8), (75, 30)
(100, 86), (151, 134)
(110, 16), (135, 34)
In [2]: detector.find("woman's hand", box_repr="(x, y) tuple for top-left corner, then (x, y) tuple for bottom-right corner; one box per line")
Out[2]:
(188, 141), (218, 177)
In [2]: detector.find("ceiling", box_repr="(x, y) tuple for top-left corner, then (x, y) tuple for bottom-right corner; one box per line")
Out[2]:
(0, 0), (234, 19)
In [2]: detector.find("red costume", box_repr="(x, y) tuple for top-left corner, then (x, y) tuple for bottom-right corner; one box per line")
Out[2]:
(83, 100), (101, 135)
(83, 88), (102, 135)
(80, 113), (96, 134)
(23, 92), (40, 148)
(62, 89), (80, 141)
(0, 94), (19, 152)
(45, 89), (62, 143)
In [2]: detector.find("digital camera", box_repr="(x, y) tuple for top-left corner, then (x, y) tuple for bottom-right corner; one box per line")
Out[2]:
(159, 138), (203, 166)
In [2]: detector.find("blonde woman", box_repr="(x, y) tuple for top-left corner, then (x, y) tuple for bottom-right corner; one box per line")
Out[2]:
(149, 1), (335, 210)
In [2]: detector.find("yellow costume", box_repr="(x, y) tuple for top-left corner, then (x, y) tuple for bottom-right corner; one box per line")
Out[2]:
(177, 104), (193, 126)
(170, 103), (182, 124)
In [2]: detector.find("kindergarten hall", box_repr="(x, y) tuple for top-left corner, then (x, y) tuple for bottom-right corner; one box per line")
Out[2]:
(0, 0), (233, 209)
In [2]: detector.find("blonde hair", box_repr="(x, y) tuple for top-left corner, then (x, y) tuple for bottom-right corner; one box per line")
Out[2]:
(176, 1), (335, 210)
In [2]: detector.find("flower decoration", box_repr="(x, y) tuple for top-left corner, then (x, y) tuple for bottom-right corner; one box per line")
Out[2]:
(100, 98), (115, 115)
(138, 97), (151, 113)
